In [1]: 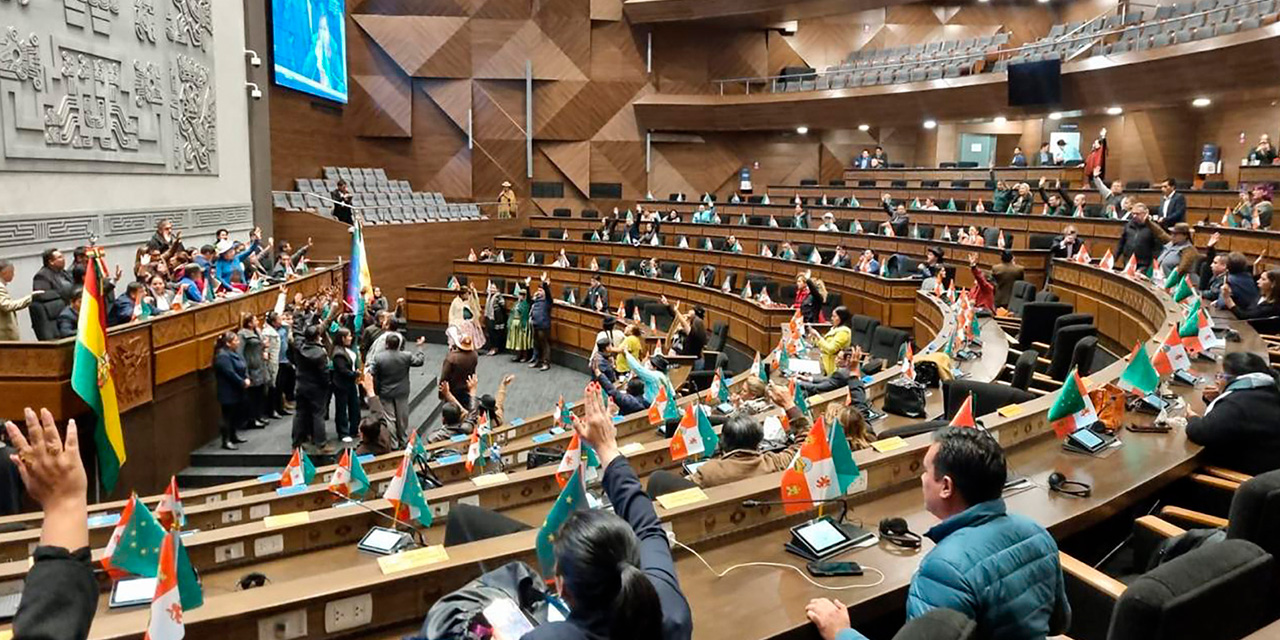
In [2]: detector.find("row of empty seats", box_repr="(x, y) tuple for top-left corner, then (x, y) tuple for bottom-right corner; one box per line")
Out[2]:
(273, 165), (483, 224)
(767, 0), (1276, 93)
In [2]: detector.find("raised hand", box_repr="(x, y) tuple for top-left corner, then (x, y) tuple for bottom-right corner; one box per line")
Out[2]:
(1207, 232), (1220, 247)
(5, 408), (89, 550)
(572, 383), (618, 467)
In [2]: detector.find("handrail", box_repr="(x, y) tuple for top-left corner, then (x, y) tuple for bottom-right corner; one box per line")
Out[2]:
(279, 190), (502, 210)
(710, 0), (1272, 93)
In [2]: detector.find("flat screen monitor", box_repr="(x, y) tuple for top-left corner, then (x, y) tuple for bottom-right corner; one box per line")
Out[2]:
(1007, 59), (1061, 107)
(272, 0), (349, 104)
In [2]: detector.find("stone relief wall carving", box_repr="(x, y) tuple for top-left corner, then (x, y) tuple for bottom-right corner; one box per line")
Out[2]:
(0, 203), (252, 258)
(0, 0), (216, 173)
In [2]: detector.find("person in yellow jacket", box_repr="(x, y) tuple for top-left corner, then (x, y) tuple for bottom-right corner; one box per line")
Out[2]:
(807, 306), (852, 375)
(497, 181), (517, 219)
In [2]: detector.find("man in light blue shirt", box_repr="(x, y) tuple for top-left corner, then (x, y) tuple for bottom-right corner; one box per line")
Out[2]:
(1056, 139), (1082, 164)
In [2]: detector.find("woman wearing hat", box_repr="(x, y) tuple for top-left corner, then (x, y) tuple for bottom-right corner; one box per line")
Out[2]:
(497, 181), (517, 219)
(448, 283), (486, 352)
(506, 284), (533, 362)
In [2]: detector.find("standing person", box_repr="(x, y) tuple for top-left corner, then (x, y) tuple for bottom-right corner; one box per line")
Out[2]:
(1010, 146), (1027, 167)
(806, 427), (1070, 640)
(1091, 166), (1126, 217)
(272, 311), (295, 415)
(30, 248), (74, 341)
(497, 181), (518, 219)
(483, 282), (507, 356)
(440, 334), (479, 411)
(794, 271), (826, 324)
(1156, 178), (1187, 227)
(371, 333), (427, 447)
(523, 389), (693, 640)
(1115, 203), (1163, 271)
(330, 328), (361, 444)
(530, 274), (553, 371)
(0, 259), (38, 341)
(145, 219), (177, 253)
(238, 314), (270, 429)
(1034, 142), (1053, 166)
(331, 179), (354, 224)
(292, 324), (332, 454)
(871, 146), (888, 168)
(1082, 128), (1107, 182)
(506, 285), (533, 363)
(448, 283), (486, 352)
(991, 251), (1025, 309)
(213, 331), (250, 450)
(261, 310), (282, 420)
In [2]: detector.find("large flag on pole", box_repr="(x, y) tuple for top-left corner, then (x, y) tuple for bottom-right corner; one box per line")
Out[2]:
(347, 219), (374, 359)
(73, 248), (125, 492)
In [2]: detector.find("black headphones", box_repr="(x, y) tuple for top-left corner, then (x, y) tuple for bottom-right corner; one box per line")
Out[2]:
(878, 517), (922, 549)
(238, 571), (269, 590)
(1048, 472), (1092, 498)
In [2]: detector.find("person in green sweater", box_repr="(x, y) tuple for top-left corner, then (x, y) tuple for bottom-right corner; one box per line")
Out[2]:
(1037, 177), (1070, 217)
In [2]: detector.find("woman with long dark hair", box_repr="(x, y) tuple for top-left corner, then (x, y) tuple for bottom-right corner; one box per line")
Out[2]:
(213, 331), (250, 450)
(238, 314), (269, 428)
(330, 327), (360, 443)
(525, 388), (692, 640)
(1221, 268), (1280, 334)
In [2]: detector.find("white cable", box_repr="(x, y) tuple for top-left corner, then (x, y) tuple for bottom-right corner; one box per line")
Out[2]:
(672, 539), (886, 591)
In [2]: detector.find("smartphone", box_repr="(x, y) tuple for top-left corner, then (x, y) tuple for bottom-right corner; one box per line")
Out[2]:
(806, 561), (864, 577)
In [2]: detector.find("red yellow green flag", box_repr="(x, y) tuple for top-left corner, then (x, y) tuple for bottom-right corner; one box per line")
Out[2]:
(72, 248), (125, 492)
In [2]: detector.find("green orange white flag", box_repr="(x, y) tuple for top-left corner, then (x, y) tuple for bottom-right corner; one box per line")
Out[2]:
(1047, 369), (1097, 439)
(1117, 342), (1160, 396)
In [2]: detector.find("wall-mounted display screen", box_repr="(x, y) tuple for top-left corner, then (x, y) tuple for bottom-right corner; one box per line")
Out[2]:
(272, 0), (348, 104)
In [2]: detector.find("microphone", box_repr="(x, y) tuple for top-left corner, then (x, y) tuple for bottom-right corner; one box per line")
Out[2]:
(742, 497), (851, 526)
(327, 489), (428, 550)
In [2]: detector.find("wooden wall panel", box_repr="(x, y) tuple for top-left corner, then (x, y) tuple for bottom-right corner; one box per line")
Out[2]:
(1192, 98), (1280, 186)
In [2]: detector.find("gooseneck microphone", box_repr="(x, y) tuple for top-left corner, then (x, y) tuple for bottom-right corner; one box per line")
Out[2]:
(327, 488), (428, 549)
(742, 497), (851, 525)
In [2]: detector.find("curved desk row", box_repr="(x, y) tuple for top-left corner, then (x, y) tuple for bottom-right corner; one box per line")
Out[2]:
(527, 217), (1053, 288)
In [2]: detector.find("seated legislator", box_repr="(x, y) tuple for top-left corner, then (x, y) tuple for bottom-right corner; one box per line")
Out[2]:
(880, 195), (911, 237)
(1050, 225), (1083, 259)
(807, 306), (853, 375)
(796, 347), (874, 421)
(594, 366), (651, 416)
(1186, 352), (1280, 475)
(855, 250), (880, 274)
(1221, 268), (1280, 334)
(689, 384), (808, 488)
(818, 212), (841, 232)
(524, 391), (694, 640)
(806, 427), (1070, 640)
(824, 402), (876, 452)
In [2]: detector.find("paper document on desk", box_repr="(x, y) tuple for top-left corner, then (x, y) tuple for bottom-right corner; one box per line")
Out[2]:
(787, 358), (822, 376)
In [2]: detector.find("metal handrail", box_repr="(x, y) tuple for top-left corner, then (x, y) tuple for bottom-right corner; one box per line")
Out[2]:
(711, 0), (1272, 94)
(276, 190), (501, 211)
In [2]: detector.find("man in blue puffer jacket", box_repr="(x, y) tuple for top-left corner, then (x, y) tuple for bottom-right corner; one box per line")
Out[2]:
(807, 427), (1071, 640)
(529, 273), (553, 371)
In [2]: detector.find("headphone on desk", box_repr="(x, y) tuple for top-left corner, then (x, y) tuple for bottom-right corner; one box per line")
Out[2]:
(878, 517), (922, 548)
(1048, 472), (1092, 498)
(238, 571), (269, 590)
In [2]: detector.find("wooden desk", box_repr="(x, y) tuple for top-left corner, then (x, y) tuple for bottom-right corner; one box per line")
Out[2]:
(1239, 165), (1280, 187)
(477, 239), (926, 335)
(838, 167), (1077, 185)
(530, 217), (1052, 288)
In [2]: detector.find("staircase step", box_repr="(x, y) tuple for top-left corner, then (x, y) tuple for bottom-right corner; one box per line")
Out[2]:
(176, 466), (282, 489)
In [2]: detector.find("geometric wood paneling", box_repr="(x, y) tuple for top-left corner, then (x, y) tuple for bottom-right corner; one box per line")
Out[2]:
(421, 79), (474, 134)
(353, 15), (472, 77)
(351, 74), (414, 138)
(541, 141), (592, 196)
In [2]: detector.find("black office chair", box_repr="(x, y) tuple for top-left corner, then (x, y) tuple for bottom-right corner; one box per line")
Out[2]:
(684, 352), (729, 395)
(526, 252), (545, 265)
(760, 242), (778, 257)
(708, 321), (729, 353)
(951, 180), (970, 188)
(823, 292), (843, 316)
(658, 261), (679, 280)
(1028, 233), (1057, 250)
(878, 419), (949, 439)
(891, 180), (908, 188)
(1013, 302), (1073, 351)
(580, 231), (596, 241)
(521, 228), (541, 238)
(553, 208), (571, 218)
(800, 178), (818, 186)
(1070, 335), (1099, 378)
(748, 216), (766, 227)
(858, 179), (877, 187)
(719, 270), (737, 292)
(939, 162), (957, 168)
(581, 209), (599, 218)
(915, 225), (936, 239)
(547, 228), (567, 240)
(849, 315), (880, 351)
(561, 285), (580, 304)
(1063, 540), (1274, 640)
(780, 283), (797, 303)
(865, 326), (910, 373)
(1203, 180), (1230, 191)
(668, 192), (683, 201)
(561, 254), (578, 268)
(596, 257), (613, 272)
(797, 243), (816, 259)
(829, 180), (846, 187)
(641, 302), (673, 330)
(942, 380), (1036, 421)
(747, 195), (764, 204)
(1028, 313), (1094, 354)
(1038, 324), (1097, 383)
(449, 274), (469, 287)
(1008, 281), (1038, 316)
(921, 180), (940, 188)
(1008, 349), (1040, 391)
(710, 238), (727, 252)
(1034, 290), (1060, 303)
(982, 227), (1011, 248)
(1124, 180), (1151, 190)
(956, 161), (977, 168)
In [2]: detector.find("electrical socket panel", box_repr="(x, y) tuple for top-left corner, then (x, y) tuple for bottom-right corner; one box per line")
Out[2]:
(254, 534), (285, 557)
(214, 541), (245, 563)
(257, 608), (308, 640)
(324, 593), (373, 632)
(222, 509), (244, 524)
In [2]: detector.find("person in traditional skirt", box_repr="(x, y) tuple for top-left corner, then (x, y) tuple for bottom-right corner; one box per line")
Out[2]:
(448, 283), (486, 352)
(506, 284), (533, 362)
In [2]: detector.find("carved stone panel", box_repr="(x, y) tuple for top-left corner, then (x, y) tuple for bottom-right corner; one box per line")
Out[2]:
(0, 0), (216, 174)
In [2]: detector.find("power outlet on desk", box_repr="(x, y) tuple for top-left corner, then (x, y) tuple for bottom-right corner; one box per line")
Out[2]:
(324, 593), (373, 632)
(257, 608), (308, 640)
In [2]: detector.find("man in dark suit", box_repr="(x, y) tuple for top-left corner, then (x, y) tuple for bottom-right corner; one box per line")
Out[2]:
(1157, 177), (1187, 228)
(371, 332), (426, 446)
(30, 248), (74, 341)
(331, 179), (354, 225)
(1050, 225), (1083, 259)
(107, 282), (147, 327)
(585, 273), (608, 312)
(795, 347), (874, 421)
(55, 289), (81, 339)
(291, 324), (332, 453)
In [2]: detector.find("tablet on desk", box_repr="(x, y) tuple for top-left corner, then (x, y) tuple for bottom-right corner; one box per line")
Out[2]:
(789, 517), (873, 560)
(357, 526), (412, 555)
(109, 577), (157, 609)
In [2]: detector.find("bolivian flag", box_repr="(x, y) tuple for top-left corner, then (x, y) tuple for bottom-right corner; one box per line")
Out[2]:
(347, 219), (374, 350)
(73, 249), (125, 492)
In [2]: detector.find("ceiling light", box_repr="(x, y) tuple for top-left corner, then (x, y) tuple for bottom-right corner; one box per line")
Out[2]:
(796, 126), (809, 135)
(858, 124), (870, 131)
(1192, 97), (1212, 107)
(1106, 106), (1123, 115)
(993, 116), (1007, 125)
(1038, 0), (1050, 4)
(1048, 112), (1063, 120)
(923, 119), (937, 129)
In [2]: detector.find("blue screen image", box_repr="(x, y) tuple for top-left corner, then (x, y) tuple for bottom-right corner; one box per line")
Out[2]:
(272, 0), (348, 104)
